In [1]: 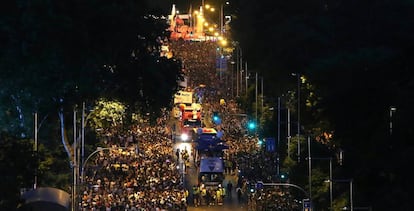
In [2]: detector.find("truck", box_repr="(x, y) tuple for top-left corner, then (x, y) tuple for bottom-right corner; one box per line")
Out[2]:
(198, 156), (225, 188)
(177, 103), (202, 141)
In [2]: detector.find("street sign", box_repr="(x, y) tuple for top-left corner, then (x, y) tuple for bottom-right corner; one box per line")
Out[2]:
(303, 198), (312, 211)
(256, 181), (264, 190)
(265, 137), (276, 152)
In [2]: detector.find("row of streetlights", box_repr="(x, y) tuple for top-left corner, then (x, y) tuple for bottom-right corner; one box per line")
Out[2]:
(33, 102), (97, 211)
(227, 49), (351, 209)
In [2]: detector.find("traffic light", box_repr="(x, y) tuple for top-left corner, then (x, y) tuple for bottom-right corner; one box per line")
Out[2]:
(279, 172), (289, 182)
(247, 120), (256, 131)
(212, 111), (220, 124)
(249, 182), (256, 193)
(257, 139), (264, 146)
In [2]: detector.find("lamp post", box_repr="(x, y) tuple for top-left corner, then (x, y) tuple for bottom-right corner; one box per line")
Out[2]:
(307, 136), (311, 200)
(34, 112), (38, 190)
(307, 135), (334, 210)
(79, 103), (93, 185)
(287, 105), (291, 158)
(291, 73), (301, 162)
(81, 146), (128, 184)
(72, 109), (77, 211)
(80, 146), (127, 210)
(230, 60), (235, 97)
(235, 43), (242, 97)
(311, 157), (333, 210)
(255, 72), (258, 122)
(326, 179), (354, 211)
(33, 112), (51, 189)
(389, 106), (397, 135)
(244, 71), (260, 134)
(244, 65), (249, 96)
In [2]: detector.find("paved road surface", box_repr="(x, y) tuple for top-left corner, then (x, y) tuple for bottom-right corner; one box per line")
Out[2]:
(174, 141), (248, 211)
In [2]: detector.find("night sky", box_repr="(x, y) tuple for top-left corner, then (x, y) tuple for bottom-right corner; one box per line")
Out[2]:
(148, 0), (222, 14)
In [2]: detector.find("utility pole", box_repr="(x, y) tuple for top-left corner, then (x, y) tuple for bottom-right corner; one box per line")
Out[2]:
(81, 102), (86, 181)
(261, 77), (264, 114)
(34, 113), (38, 190)
(72, 109), (77, 211)
(287, 107), (291, 158)
(389, 106), (397, 135)
(292, 73), (301, 162)
(308, 136), (312, 200)
(255, 72), (258, 121)
(245, 62), (248, 95)
(277, 97), (282, 176)
(297, 74), (301, 163)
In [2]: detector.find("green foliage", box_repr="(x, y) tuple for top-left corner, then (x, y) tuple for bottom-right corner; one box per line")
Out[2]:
(0, 0), (182, 133)
(88, 99), (126, 137)
(0, 133), (35, 210)
(232, 0), (414, 209)
(0, 1), (183, 209)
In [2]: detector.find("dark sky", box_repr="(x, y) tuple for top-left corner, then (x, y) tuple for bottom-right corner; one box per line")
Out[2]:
(148, 0), (221, 14)
(148, 0), (195, 13)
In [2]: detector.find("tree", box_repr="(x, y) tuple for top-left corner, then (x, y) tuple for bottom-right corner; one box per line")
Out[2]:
(0, 133), (35, 210)
(87, 99), (126, 137)
(231, 0), (414, 209)
(0, 0), (183, 204)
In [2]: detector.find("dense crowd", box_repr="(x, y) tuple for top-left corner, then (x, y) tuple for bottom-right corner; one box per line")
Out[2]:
(79, 39), (301, 211)
(169, 39), (222, 89)
(80, 124), (188, 211)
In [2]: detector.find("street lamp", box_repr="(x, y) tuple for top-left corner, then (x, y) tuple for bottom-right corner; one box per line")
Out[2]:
(81, 146), (128, 183)
(245, 62), (248, 95)
(389, 106), (397, 135)
(311, 156), (333, 210)
(325, 179), (354, 211)
(234, 42), (242, 97)
(33, 112), (51, 189)
(306, 136), (334, 210)
(291, 73), (301, 162)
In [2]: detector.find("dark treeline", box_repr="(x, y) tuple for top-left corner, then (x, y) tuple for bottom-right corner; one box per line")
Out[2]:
(231, 0), (414, 210)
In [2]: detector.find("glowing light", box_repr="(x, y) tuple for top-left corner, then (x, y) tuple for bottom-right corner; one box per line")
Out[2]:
(180, 133), (189, 141)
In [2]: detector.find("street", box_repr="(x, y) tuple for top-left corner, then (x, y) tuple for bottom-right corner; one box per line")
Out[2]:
(173, 140), (248, 211)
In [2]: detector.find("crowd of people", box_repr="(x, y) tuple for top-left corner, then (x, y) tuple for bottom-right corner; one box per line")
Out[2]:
(79, 39), (302, 210)
(80, 124), (188, 211)
(168, 39), (223, 89)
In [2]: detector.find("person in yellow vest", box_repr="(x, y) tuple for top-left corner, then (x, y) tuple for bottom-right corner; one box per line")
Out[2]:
(184, 188), (189, 204)
(200, 185), (207, 206)
(216, 187), (222, 205)
(185, 159), (190, 174)
(221, 185), (226, 202)
(192, 185), (200, 207)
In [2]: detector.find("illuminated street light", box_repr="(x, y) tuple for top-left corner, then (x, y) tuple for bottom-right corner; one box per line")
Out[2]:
(389, 106), (397, 135)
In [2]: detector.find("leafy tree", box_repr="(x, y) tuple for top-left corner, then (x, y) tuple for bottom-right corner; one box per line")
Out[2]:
(231, 0), (414, 209)
(0, 0), (182, 160)
(0, 0), (183, 208)
(0, 133), (35, 210)
(87, 99), (126, 137)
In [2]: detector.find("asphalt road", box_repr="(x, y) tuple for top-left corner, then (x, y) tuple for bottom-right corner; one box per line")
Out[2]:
(173, 141), (248, 211)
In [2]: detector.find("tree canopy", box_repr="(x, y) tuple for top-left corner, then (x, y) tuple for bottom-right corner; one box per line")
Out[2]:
(231, 0), (414, 209)
(0, 1), (183, 209)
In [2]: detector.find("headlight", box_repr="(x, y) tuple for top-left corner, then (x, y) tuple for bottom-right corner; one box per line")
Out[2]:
(180, 133), (189, 141)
